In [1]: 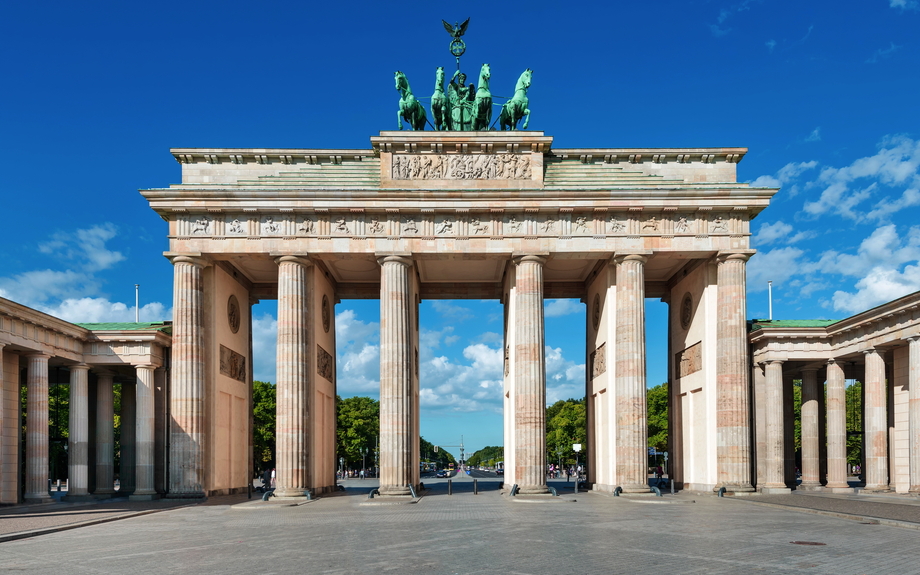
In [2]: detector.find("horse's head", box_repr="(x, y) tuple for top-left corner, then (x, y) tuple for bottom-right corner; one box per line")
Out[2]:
(435, 66), (444, 88)
(517, 69), (532, 91)
(480, 63), (491, 82)
(395, 71), (407, 91)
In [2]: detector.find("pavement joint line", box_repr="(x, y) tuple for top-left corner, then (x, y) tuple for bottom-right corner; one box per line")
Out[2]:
(725, 496), (920, 531)
(0, 503), (200, 544)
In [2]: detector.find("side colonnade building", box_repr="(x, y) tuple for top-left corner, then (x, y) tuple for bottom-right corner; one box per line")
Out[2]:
(0, 297), (171, 503)
(749, 291), (920, 495)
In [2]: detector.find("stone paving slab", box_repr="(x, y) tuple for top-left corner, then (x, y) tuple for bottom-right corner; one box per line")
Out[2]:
(3, 487), (920, 574)
(733, 492), (920, 528)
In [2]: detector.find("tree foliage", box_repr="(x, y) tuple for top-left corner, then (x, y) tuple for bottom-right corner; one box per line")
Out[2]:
(336, 396), (380, 467)
(647, 382), (668, 452)
(252, 380), (276, 469)
(846, 380), (862, 468)
(420, 436), (457, 467)
(546, 398), (586, 465)
(466, 445), (502, 467)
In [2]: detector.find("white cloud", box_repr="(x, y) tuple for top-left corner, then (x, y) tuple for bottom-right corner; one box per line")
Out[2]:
(747, 247), (806, 291)
(802, 136), (920, 219)
(0, 269), (99, 305)
(335, 309), (381, 395)
(815, 224), (920, 277)
(805, 127), (821, 142)
(866, 42), (902, 63)
(753, 221), (793, 246)
(750, 160), (818, 191)
(765, 39), (776, 52)
(37, 298), (169, 324)
(38, 223), (125, 272)
(431, 300), (475, 321)
(831, 263), (920, 312)
(544, 299), (583, 317)
(252, 313), (278, 384)
(890, 0), (919, 9)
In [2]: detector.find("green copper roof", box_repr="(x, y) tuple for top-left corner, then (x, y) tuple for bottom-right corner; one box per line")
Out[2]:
(75, 322), (172, 334)
(749, 319), (839, 331)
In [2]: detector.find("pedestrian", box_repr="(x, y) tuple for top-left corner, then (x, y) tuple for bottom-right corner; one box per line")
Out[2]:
(655, 465), (663, 487)
(360, 468), (365, 479)
(270, 467), (276, 489)
(262, 466), (272, 490)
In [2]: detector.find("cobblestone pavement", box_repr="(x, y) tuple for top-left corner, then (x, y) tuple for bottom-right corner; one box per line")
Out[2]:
(3, 481), (920, 575)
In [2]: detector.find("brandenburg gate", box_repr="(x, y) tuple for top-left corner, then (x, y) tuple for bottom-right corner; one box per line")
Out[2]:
(141, 130), (777, 498)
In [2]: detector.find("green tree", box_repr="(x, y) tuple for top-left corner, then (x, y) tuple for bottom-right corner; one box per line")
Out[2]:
(252, 380), (276, 469)
(336, 396), (379, 468)
(647, 382), (668, 452)
(420, 436), (456, 468)
(845, 380), (863, 469)
(546, 398), (586, 466)
(467, 445), (503, 467)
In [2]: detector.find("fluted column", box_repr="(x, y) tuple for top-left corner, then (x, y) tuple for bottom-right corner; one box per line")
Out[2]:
(907, 336), (920, 495)
(863, 349), (889, 492)
(513, 255), (548, 494)
(94, 371), (115, 496)
(132, 364), (158, 500)
(614, 254), (649, 493)
(66, 364), (91, 500)
(762, 360), (789, 492)
(275, 255), (312, 498)
(800, 368), (822, 489)
(825, 359), (851, 491)
(753, 363), (767, 487)
(168, 255), (206, 497)
(24, 353), (53, 502)
(715, 253), (754, 492)
(378, 255), (415, 496)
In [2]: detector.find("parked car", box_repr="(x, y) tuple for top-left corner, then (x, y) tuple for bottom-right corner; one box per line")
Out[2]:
(436, 470), (448, 478)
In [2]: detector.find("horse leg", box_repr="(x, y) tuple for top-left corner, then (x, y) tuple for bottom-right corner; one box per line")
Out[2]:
(397, 108), (404, 130)
(522, 108), (530, 130)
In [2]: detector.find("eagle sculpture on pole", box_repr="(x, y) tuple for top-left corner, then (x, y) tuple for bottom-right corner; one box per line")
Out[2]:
(442, 18), (470, 41)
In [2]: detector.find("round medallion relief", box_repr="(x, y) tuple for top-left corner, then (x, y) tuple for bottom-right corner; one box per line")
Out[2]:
(680, 292), (693, 330)
(322, 294), (331, 333)
(592, 293), (601, 330)
(227, 294), (241, 334)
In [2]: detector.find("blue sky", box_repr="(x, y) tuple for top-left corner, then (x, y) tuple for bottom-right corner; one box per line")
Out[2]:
(2, 1), (919, 454)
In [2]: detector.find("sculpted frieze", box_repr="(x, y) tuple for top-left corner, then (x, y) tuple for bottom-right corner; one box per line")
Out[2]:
(391, 153), (532, 180)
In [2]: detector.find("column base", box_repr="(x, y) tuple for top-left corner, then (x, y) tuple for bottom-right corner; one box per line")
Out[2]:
(760, 485), (792, 494)
(23, 494), (55, 504)
(619, 483), (651, 494)
(129, 492), (160, 501)
(273, 488), (311, 498)
(714, 483), (755, 494)
(908, 487), (920, 496)
(798, 482), (824, 491)
(825, 486), (855, 494)
(164, 491), (206, 499)
(62, 493), (96, 502)
(378, 485), (413, 497)
(861, 485), (890, 493)
(92, 491), (115, 500)
(516, 485), (549, 495)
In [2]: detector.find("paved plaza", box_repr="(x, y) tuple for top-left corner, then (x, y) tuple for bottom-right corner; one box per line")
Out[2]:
(2, 474), (920, 574)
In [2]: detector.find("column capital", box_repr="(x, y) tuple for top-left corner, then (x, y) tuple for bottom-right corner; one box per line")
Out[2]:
(904, 334), (920, 343)
(800, 366), (820, 373)
(716, 251), (754, 264)
(764, 358), (784, 366)
(612, 253), (648, 265)
(166, 253), (209, 267)
(70, 363), (91, 372)
(376, 254), (413, 267)
(274, 254), (313, 267)
(24, 352), (51, 360)
(134, 363), (157, 372)
(826, 358), (841, 366)
(512, 254), (547, 266)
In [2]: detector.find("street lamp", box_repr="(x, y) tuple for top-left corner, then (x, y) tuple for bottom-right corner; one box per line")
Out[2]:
(361, 447), (368, 479)
(339, 457), (344, 480)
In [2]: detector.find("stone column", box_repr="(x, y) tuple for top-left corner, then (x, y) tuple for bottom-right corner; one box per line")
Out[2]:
(513, 255), (548, 494)
(907, 336), (920, 495)
(94, 371), (115, 496)
(753, 363), (767, 487)
(799, 368), (822, 490)
(715, 253), (754, 492)
(65, 364), (91, 500)
(825, 359), (852, 491)
(614, 254), (649, 493)
(120, 381), (136, 495)
(132, 364), (158, 500)
(274, 255), (312, 498)
(378, 255), (415, 496)
(24, 354), (53, 502)
(168, 255), (206, 497)
(762, 360), (790, 492)
(863, 348), (889, 492)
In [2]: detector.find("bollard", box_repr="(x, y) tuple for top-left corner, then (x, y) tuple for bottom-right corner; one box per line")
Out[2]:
(448, 479), (452, 495)
(613, 486), (622, 496)
(474, 479), (478, 495)
(248, 482), (252, 500)
(717, 486), (727, 497)
(670, 478), (675, 495)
